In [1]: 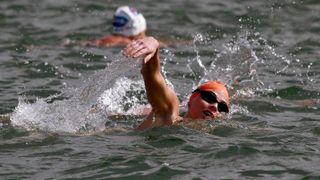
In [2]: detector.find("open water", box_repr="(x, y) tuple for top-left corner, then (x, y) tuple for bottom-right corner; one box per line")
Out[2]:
(0, 0), (319, 179)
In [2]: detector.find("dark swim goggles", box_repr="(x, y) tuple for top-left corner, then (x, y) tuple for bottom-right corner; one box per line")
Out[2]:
(113, 16), (129, 27)
(193, 89), (229, 113)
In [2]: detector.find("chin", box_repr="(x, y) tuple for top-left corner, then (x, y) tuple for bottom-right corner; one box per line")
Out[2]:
(202, 114), (221, 120)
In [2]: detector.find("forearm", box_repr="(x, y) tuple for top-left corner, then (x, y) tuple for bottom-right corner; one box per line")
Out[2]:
(141, 48), (168, 109)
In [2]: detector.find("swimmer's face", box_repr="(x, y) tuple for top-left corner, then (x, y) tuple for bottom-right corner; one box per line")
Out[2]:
(186, 89), (229, 120)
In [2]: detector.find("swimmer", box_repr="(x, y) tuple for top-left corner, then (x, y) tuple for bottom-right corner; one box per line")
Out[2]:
(123, 37), (230, 129)
(81, 6), (147, 47)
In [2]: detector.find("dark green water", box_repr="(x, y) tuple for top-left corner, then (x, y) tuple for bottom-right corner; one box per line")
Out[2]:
(0, 0), (319, 179)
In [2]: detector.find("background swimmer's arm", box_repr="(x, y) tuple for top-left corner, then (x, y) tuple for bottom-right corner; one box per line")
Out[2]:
(123, 37), (180, 129)
(80, 35), (131, 47)
(80, 40), (97, 47)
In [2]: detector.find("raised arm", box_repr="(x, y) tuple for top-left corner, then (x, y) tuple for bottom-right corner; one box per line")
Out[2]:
(123, 37), (180, 129)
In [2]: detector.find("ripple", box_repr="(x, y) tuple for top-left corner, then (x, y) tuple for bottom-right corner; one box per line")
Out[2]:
(215, 145), (260, 159)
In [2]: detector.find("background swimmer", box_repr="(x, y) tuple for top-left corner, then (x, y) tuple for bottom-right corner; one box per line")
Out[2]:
(80, 6), (147, 47)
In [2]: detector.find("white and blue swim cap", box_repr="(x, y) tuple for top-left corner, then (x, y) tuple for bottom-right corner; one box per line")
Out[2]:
(112, 6), (147, 36)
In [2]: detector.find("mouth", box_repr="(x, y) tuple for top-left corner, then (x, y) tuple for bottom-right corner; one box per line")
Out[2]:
(202, 110), (214, 119)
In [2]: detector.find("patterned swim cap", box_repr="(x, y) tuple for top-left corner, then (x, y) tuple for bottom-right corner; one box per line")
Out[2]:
(112, 6), (147, 36)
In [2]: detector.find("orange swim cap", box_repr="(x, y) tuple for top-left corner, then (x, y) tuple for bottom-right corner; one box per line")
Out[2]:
(189, 80), (230, 105)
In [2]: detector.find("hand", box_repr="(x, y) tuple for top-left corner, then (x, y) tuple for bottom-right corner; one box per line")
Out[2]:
(123, 37), (159, 64)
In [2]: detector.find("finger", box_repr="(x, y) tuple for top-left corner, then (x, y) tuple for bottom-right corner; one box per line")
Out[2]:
(128, 40), (141, 49)
(123, 44), (135, 57)
(132, 47), (148, 58)
(123, 41), (141, 56)
(124, 40), (138, 49)
(127, 45), (147, 58)
(130, 45), (146, 57)
(123, 47), (131, 57)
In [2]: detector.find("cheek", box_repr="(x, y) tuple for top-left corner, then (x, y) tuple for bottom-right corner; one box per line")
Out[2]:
(190, 98), (207, 112)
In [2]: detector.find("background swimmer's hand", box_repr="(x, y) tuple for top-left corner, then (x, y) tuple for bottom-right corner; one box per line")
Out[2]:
(123, 37), (159, 64)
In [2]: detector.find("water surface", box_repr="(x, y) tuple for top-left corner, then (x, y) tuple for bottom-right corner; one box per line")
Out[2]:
(0, 0), (319, 179)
